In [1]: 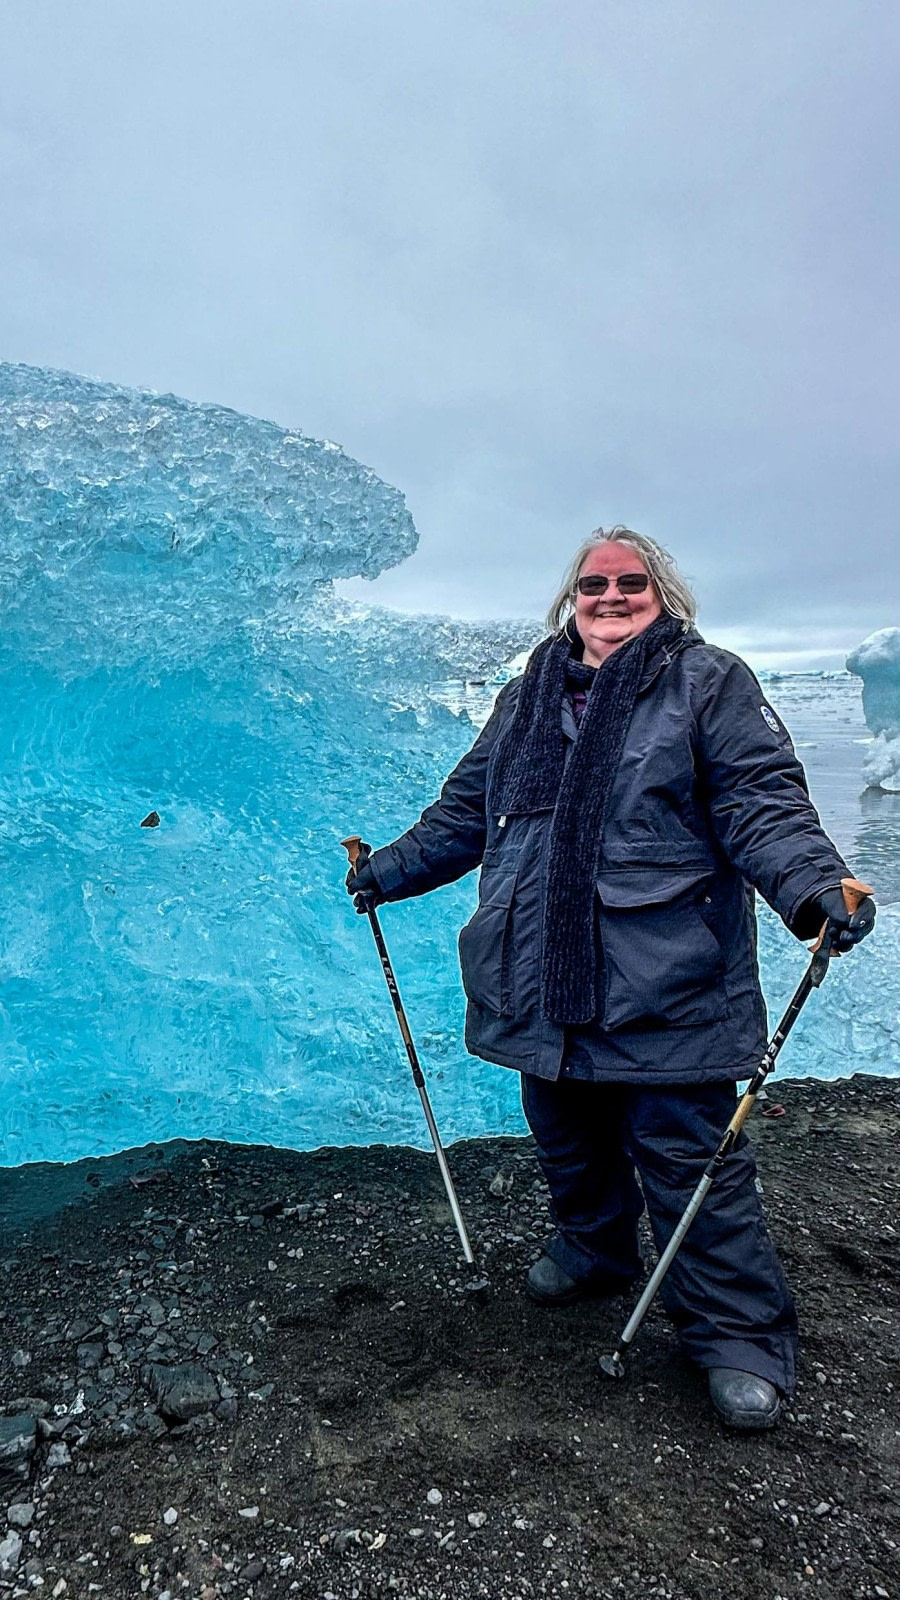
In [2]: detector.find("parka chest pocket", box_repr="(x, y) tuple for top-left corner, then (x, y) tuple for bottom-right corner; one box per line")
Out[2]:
(595, 865), (727, 1031)
(458, 870), (518, 1017)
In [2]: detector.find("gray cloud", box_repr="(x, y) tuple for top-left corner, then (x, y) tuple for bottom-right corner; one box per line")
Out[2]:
(1, 0), (898, 666)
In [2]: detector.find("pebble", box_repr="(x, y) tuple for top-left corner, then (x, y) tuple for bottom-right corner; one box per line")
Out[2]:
(0, 1530), (23, 1575)
(426, 1488), (443, 1506)
(238, 1505), (260, 1519)
(162, 1506), (178, 1525)
(46, 1442), (72, 1468)
(0, 1414), (38, 1483)
(467, 1511), (487, 1528)
(64, 1319), (93, 1343)
(6, 1503), (34, 1528)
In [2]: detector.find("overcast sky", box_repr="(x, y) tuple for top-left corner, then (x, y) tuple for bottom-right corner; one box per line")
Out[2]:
(2, 1), (898, 668)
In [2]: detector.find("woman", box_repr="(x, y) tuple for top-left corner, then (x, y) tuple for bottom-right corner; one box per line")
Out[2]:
(346, 527), (875, 1429)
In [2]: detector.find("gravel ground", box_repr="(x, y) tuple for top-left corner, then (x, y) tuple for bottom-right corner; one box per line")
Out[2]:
(1, 1074), (898, 1600)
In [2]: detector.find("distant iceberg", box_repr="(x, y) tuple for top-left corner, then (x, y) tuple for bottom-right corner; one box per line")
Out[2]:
(847, 627), (900, 791)
(0, 364), (896, 1167)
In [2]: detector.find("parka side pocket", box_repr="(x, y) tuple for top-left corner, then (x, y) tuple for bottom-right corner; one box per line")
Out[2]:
(595, 866), (727, 1030)
(458, 872), (518, 1017)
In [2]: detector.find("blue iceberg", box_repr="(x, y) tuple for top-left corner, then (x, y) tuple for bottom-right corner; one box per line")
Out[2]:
(1, 365), (896, 1167)
(847, 627), (900, 792)
(0, 364), (537, 1165)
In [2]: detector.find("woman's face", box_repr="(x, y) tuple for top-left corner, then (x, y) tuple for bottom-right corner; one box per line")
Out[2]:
(574, 542), (662, 667)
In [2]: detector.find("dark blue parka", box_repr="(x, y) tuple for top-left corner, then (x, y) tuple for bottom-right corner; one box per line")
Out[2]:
(369, 629), (849, 1085)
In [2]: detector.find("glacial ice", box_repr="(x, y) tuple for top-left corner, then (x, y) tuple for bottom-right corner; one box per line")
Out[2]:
(847, 627), (900, 792)
(1, 364), (897, 1168)
(0, 364), (538, 1166)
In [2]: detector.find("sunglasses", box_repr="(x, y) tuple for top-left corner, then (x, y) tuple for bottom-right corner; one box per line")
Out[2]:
(576, 572), (650, 597)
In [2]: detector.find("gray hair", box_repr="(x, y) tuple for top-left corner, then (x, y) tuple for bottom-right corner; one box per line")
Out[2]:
(545, 525), (697, 633)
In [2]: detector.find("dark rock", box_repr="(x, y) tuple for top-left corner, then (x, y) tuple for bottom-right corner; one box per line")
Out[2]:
(240, 1557), (266, 1581)
(0, 1414), (37, 1486)
(1, 1397), (50, 1419)
(136, 1409), (168, 1437)
(65, 1317), (95, 1342)
(77, 1342), (105, 1370)
(143, 1362), (221, 1424)
(331, 1528), (362, 1555)
(37, 1417), (70, 1441)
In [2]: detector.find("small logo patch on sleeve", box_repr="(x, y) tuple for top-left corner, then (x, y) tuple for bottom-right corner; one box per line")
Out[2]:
(760, 705), (780, 733)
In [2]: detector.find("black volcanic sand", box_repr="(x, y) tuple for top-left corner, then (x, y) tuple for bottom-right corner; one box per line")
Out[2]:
(1, 1076), (898, 1600)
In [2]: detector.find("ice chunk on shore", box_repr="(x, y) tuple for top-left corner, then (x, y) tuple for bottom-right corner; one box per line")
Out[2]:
(846, 627), (900, 791)
(0, 365), (538, 1167)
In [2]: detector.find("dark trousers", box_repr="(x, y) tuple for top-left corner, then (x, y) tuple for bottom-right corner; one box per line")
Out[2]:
(521, 1073), (798, 1394)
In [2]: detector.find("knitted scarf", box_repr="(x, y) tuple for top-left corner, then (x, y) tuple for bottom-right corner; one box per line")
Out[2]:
(489, 613), (685, 1025)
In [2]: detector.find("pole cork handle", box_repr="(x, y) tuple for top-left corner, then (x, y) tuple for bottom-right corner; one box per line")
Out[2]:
(840, 876), (874, 914)
(341, 835), (362, 869)
(810, 876), (874, 952)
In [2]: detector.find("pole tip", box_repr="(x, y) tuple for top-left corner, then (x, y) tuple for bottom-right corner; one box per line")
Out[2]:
(464, 1273), (490, 1301)
(599, 1351), (626, 1380)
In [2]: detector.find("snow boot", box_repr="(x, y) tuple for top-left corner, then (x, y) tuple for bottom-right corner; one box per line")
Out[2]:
(708, 1367), (781, 1430)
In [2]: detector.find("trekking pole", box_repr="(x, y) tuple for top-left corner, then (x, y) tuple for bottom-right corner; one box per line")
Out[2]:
(599, 877), (873, 1380)
(341, 836), (488, 1293)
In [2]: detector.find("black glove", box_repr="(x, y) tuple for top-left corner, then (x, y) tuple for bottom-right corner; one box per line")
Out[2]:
(345, 851), (385, 915)
(794, 885), (876, 952)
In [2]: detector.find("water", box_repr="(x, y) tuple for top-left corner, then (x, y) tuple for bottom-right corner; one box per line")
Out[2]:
(1, 365), (897, 1167)
(761, 672), (900, 905)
